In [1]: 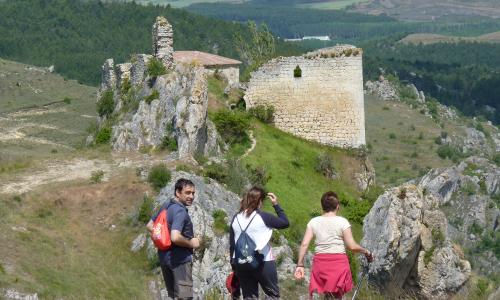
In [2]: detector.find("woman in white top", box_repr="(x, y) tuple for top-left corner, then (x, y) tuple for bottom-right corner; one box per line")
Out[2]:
(229, 186), (289, 300)
(294, 191), (373, 299)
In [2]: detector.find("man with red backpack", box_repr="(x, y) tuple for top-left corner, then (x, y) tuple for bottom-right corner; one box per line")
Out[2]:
(147, 178), (200, 299)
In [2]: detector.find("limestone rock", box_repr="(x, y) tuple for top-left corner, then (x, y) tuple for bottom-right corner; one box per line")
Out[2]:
(365, 76), (398, 101)
(130, 233), (146, 252)
(361, 183), (472, 299)
(3, 289), (38, 300)
(153, 172), (241, 297)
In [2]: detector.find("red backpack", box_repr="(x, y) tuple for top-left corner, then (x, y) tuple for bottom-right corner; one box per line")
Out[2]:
(151, 208), (172, 250)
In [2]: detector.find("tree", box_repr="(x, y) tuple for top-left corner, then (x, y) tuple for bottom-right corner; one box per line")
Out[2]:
(234, 21), (276, 79)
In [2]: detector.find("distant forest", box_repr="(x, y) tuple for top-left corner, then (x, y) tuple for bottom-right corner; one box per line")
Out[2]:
(0, 0), (301, 86)
(185, 3), (500, 42)
(362, 37), (500, 124)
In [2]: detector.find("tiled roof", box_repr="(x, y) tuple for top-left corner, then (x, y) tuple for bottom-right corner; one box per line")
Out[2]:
(173, 51), (242, 66)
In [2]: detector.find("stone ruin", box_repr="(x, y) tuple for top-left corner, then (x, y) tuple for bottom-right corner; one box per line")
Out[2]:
(244, 45), (365, 148)
(94, 16), (220, 160)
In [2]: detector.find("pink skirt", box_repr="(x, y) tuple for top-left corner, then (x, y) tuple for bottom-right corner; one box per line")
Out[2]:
(309, 253), (353, 298)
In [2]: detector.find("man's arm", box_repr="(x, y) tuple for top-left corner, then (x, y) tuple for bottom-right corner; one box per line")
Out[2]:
(171, 230), (200, 249)
(146, 220), (154, 233)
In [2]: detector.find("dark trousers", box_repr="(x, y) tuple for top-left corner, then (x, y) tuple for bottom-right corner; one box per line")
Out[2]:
(235, 261), (280, 300)
(160, 262), (193, 300)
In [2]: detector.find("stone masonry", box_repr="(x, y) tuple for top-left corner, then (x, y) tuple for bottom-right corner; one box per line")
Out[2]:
(244, 45), (365, 148)
(152, 16), (173, 69)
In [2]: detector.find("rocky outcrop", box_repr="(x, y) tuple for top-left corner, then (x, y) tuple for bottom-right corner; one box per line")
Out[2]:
(2, 289), (38, 300)
(362, 184), (471, 299)
(92, 17), (222, 160)
(365, 76), (398, 101)
(418, 156), (499, 278)
(148, 172), (241, 298)
(363, 155), (499, 299)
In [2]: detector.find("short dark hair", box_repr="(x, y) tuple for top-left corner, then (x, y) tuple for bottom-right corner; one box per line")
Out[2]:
(321, 191), (339, 212)
(175, 178), (194, 194)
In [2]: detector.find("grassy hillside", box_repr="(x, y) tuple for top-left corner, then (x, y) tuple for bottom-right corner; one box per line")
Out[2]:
(0, 58), (97, 174)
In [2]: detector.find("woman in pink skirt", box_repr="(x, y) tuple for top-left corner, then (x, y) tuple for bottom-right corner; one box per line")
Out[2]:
(294, 191), (373, 299)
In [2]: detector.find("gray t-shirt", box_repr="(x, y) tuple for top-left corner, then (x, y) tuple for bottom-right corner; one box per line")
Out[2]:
(307, 215), (351, 254)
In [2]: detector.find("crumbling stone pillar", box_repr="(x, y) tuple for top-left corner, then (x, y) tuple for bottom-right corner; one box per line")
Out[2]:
(152, 16), (174, 69)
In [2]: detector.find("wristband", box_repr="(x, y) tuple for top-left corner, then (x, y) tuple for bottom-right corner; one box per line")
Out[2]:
(296, 265), (304, 268)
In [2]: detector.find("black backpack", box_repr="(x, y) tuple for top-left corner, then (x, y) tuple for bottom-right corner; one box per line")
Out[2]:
(232, 213), (263, 271)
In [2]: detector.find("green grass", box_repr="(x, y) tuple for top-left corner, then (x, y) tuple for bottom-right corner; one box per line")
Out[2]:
(0, 58), (97, 164)
(364, 94), (464, 186)
(242, 122), (368, 243)
(0, 177), (154, 299)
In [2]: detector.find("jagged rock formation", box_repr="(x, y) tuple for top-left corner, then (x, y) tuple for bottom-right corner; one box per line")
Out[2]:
(418, 156), (499, 278)
(147, 171), (241, 298)
(362, 155), (499, 299)
(92, 17), (221, 160)
(365, 76), (398, 101)
(362, 184), (471, 299)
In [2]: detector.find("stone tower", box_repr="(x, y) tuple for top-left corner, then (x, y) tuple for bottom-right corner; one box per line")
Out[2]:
(152, 16), (174, 69)
(244, 45), (365, 148)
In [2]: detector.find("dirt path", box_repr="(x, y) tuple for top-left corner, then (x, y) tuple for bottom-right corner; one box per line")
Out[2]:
(0, 154), (167, 195)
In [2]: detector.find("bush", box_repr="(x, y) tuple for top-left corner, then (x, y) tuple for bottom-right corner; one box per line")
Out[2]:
(389, 133), (396, 139)
(247, 165), (271, 187)
(97, 90), (114, 117)
(90, 170), (104, 183)
(160, 135), (177, 151)
(95, 126), (112, 145)
(211, 110), (251, 144)
(436, 144), (462, 162)
(212, 209), (229, 235)
(63, 97), (72, 104)
(493, 153), (500, 166)
(145, 89), (160, 104)
(138, 195), (155, 224)
(147, 58), (167, 77)
(248, 105), (275, 123)
(148, 164), (171, 191)
(293, 65), (302, 78)
(203, 162), (228, 183)
(315, 152), (336, 179)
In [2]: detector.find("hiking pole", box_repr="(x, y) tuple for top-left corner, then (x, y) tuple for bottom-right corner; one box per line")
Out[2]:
(351, 261), (370, 300)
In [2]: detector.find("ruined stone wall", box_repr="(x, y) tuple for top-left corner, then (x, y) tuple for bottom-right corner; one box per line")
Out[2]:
(244, 46), (365, 148)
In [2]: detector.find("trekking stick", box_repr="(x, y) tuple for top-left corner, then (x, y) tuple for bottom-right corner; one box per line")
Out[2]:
(351, 262), (370, 300)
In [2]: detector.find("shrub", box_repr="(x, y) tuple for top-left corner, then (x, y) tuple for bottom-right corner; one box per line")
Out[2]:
(436, 144), (462, 162)
(138, 195), (155, 224)
(90, 170), (104, 183)
(431, 228), (445, 247)
(460, 180), (477, 196)
(160, 136), (177, 151)
(175, 164), (192, 172)
(389, 133), (396, 139)
(212, 209), (229, 235)
(145, 89), (160, 104)
(248, 105), (275, 123)
(95, 126), (111, 144)
(493, 153), (500, 166)
(147, 164), (171, 191)
(293, 65), (302, 78)
(63, 97), (72, 104)
(121, 77), (131, 95)
(468, 222), (483, 236)
(203, 163), (228, 183)
(212, 110), (251, 145)
(315, 152), (336, 179)
(147, 58), (167, 77)
(97, 90), (114, 117)
(247, 165), (271, 187)
(474, 278), (489, 297)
